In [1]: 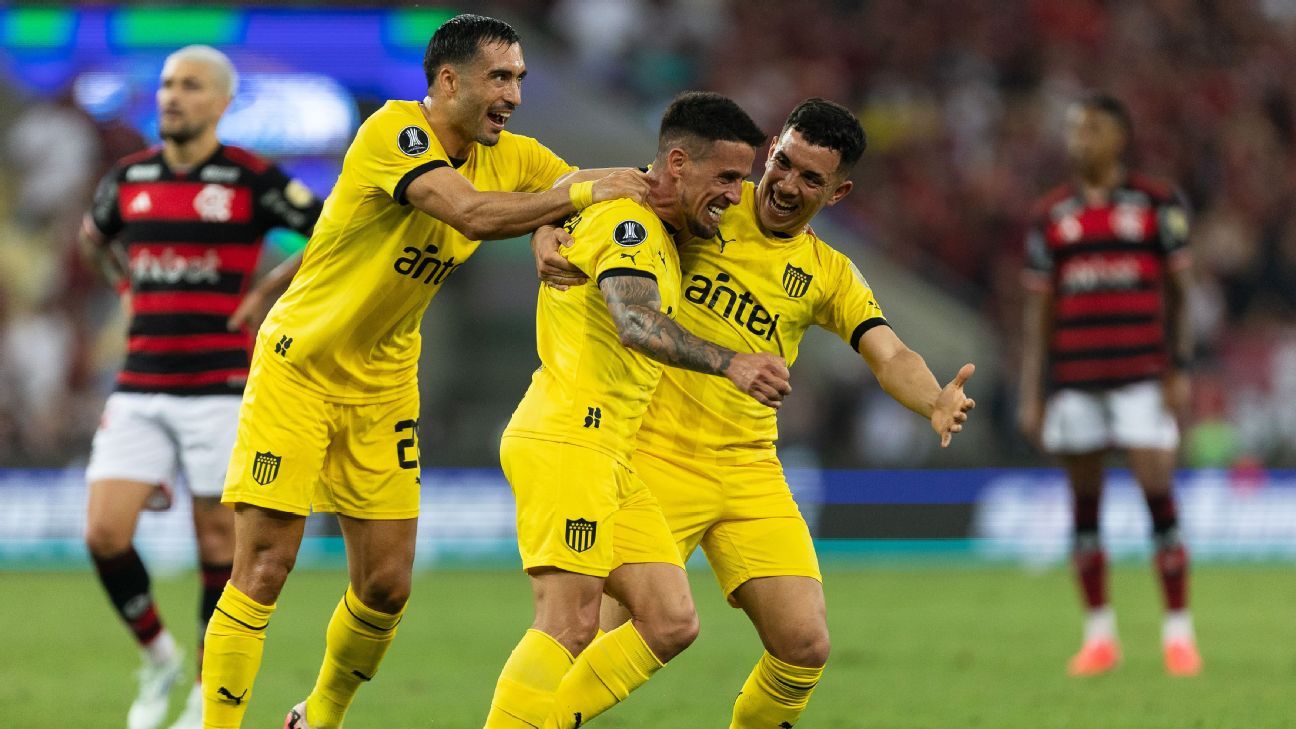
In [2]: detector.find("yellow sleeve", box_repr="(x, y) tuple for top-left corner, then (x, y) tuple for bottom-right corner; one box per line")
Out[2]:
(349, 109), (451, 205)
(510, 134), (578, 193)
(563, 202), (660, 285)
(814, 250), (887, 353)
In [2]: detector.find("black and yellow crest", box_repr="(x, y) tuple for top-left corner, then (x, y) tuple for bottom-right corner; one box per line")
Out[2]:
(252, 451), (281, 486)
(565, 518), (597, 553)
(782, 263), (813, 298)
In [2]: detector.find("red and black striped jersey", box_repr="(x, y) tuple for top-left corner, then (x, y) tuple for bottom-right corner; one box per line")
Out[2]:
(85, 144), (322, 396)
(1023, 173), (1192, 390)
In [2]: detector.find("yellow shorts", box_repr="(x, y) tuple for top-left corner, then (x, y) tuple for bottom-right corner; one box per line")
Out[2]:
(222, 363), (421, 519)
(632, 448), (820, 601)
(501, 435), (682, 577)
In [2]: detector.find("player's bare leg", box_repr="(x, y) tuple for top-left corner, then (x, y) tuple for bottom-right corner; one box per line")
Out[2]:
(87, 479), (184, 729)
(169, 496), (235, 729)
(543, 562), (697, 729)
(1061, 451), (1120, 675)
(292, 516), (416, 728)
(729, 576), (829, 728)
(202, 504), (305, 728)
(1127, 447), (1200, 675)
(486, 569), (601, 728)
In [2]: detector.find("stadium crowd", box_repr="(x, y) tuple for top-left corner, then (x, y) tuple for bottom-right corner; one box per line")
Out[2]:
(2, 0), (1295, 468)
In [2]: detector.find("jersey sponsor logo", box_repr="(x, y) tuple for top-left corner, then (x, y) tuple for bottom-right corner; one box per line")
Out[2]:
(397, 126), (430, 157)
(124, 164), (161, 182)
(612, 220), (647, 247)
(252, 451), (281, 486)
(782, 263), (813, 298)
(393, 243), (462, 285)
(1058, 256), (1142, 294)
(200, 165), (241, 183)
(130, 247), (221, 285)
(565, 518), (597, 552)
(194, 184), (235, 222)
(128, 191), (153, 215)
(684, 271), (782, 340)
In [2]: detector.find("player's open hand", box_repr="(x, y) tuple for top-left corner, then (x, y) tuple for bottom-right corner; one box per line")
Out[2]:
(592, 168), (651, 207)
(932, 362), (976, 448)
(532, 224), (587, 290)
(725, 352), (791, 408)
(227, 290), (268, 333)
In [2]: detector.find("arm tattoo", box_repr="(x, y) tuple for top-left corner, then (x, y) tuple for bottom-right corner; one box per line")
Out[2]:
(600, 274), (736, 375)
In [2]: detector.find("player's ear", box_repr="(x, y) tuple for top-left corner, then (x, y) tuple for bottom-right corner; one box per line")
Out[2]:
(825, 179), (853, 207)
(766, 136), (779, 160)
(435, 64), (458, 98)
(666, 147), (688, 178)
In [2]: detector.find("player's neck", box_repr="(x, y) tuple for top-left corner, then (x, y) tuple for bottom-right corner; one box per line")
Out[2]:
(420, 97), (473, 160)
(644, 168), (688, 239)
(162, 133), (220, 172)
(1077, 163), (1124, 202)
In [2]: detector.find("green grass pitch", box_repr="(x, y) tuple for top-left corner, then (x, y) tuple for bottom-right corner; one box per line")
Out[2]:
(2, 563), (1291, 727)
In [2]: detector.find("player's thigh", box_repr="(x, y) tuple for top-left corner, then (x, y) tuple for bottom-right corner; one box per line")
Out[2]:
(166, 394), (243, 497)
(1042, 388), (1111, 454)
(223, 371), (333, 516)
(631, 448), (721, 563)
(731, 575), (829, 667)
(318, 392), (421, 519)
(86, 392), (177, 488)
(502, 436), (621, 577)
(337, 514), (417, 612)
(85, 479), (159, 553)
(1109, 380), (1179, 451)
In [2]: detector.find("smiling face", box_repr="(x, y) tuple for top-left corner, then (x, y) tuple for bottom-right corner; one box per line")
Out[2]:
(672, 139), (756, 239)
(444, 40), (525, 147)
(755, 128), (853, 235)
(156, 57), (230, 145)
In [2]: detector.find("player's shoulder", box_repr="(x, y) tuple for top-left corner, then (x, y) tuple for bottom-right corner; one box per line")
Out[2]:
(110, 146), (163, 180)
(1125, 172), (1179, 204)
(218, 144), (273, 174)
(1031, 183), (1074, 219)
(571, 199), (661, 248)
(356, 100), (441, 155)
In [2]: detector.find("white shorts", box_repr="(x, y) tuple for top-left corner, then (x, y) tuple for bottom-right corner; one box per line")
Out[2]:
(85, 392), (242, 497)
(1042, 380), (1179, 454)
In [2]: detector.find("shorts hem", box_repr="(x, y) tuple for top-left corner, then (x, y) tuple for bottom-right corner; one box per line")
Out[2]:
(721, 568), (823, 601)
(521, 557), (611, 578)
(313, 504), (420, 520)
(222, 492), (310, 517)
(84, 470), (166, 487)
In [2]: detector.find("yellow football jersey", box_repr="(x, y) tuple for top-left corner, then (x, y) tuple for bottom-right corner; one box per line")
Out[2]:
(637, 180), (886, 463)
(505, 198), (682, 464)
(258, 100), (575, 402)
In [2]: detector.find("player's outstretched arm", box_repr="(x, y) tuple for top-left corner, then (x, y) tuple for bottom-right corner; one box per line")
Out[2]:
(600, 274), (791, 408)
(405, 167), (649, 241)
(858, 325), (976, 447)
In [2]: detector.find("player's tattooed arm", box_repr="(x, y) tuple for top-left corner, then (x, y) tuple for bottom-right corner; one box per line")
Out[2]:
(600, 273), (791, 407)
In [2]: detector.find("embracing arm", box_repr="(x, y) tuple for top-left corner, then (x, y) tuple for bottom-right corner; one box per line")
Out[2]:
(858, 325), (976, 448)
(599, 273), (791, 407)
(404, 166), (649, 241)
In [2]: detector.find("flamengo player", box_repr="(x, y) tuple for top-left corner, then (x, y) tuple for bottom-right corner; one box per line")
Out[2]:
(1018, 93), (1201, 676)
(79, 46), (321, 729)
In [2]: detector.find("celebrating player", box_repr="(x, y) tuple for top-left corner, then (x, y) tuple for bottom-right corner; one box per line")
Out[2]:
(487, 92), (789, 729)
(1018, 93), (1201, 677)
(199, 14), (647, 729)
(535, 98), (976, 727)
(79, 45), (320, 729)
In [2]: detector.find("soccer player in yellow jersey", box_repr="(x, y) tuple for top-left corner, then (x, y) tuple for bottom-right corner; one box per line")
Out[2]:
(486, 92), (792, 729)
(200, 15), (649, 729)
(538, 98), (977, 727)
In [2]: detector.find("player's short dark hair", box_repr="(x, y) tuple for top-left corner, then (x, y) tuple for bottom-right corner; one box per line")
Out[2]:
(782, 97), (868, 174)
(658, 91), (766, 158)
(1077, 92), (1133, 140)
(423, 14), (520, 87)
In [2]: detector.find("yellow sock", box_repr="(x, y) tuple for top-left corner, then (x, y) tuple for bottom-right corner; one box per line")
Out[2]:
(486, 629), (575, 728)
(305, 586), (404, 729)
(730, 652), (824, 728)
(545, 622), (662, 729)
(201, 584), (275, 729)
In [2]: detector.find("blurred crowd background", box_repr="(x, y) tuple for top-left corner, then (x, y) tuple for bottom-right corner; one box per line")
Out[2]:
(2, 0), (1294, 470)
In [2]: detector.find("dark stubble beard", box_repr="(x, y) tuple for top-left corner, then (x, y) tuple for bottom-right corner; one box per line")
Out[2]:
(160, 121), (203, 145)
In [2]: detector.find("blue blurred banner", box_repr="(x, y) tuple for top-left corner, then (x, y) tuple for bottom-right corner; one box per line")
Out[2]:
(2, 468), (1292, 570)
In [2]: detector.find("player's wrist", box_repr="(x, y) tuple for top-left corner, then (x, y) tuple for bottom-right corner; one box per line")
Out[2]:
(569, 181), (595, 211)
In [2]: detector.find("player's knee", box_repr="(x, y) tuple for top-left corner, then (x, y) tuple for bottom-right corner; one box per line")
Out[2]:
(352, 576), (410, 615)
(771, 627), (830, 668)
(240, 550), (296, 601)
(642, 604), (699, 661)
(84, 521), (132, 558)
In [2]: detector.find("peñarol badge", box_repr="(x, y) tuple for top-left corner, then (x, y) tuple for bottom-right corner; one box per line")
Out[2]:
(252, 451), (281, 486)
(782, 263), (813, 298)
(565, 518), (597, 552)
(397, 126), (430, 157)
(612, 220), (647, 247)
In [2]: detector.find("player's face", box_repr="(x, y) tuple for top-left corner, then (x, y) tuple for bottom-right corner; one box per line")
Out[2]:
(156, 58), (229, 145)
(1065, 106), (1125, 175)
(755, 128), (852, 234)
(454, 41), (526, 147)
(677, 140), (754, 239)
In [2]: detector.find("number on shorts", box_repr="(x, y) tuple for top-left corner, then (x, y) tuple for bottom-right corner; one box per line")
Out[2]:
(394, 419), (419, 470)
